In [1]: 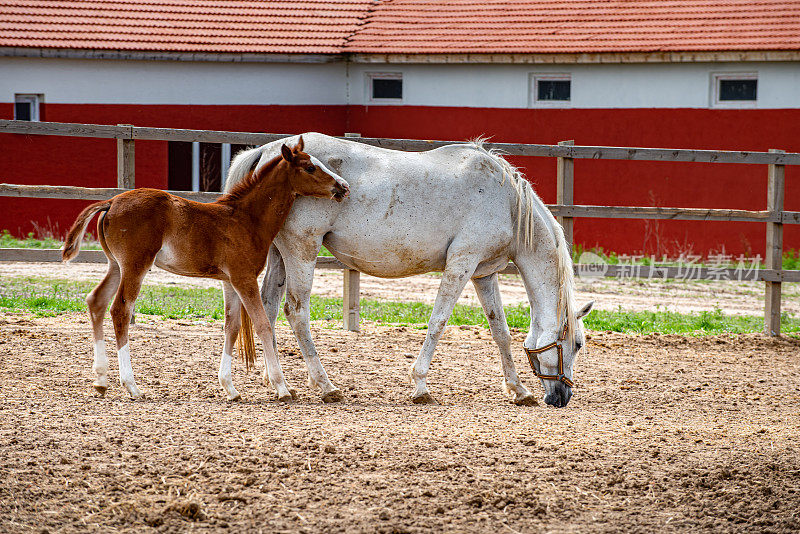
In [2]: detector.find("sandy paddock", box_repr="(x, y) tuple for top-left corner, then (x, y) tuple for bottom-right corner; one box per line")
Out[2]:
(0, 311), (798, 533)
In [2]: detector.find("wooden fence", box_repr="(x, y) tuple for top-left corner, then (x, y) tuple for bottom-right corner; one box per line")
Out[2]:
(1, 119), (799, 335)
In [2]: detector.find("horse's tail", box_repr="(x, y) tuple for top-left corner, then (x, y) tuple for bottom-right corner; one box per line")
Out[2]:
(236, 307), (257, 371)
(61, 200), (112, 263)
(225, 145), (264, 193)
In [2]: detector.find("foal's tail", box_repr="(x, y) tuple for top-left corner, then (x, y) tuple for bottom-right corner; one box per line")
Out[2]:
(61, 200), (112, 262)
(236, 308), (257, 371)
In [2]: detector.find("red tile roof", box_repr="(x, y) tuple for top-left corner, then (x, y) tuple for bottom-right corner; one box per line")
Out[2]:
(0, 0), (798, 56)
(344, 0), (800, 54)
(0, 0), (377, 54)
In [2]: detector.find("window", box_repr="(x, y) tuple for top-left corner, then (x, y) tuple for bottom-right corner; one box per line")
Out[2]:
(711, 73), (757, 108)
(367, 73), (403, 102)
(14, 94), (42, 121)
(531, 75), (571, 107)
(720, 79), (757, 101)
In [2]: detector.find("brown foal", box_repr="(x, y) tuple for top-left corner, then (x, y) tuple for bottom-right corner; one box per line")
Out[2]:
(62, 137), (349, 402)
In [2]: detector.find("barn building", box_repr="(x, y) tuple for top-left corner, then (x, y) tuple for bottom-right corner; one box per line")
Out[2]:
(1, 0), (799, 257)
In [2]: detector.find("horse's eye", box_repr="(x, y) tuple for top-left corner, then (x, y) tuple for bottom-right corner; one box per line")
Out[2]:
(305, 165), (316, 173)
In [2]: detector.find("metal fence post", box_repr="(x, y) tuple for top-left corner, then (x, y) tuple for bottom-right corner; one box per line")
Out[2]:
(765, 149), (785, 336)
(343, 268), (360, 331)
(116, 124), (135, 189)
(557, 140), (575, 252)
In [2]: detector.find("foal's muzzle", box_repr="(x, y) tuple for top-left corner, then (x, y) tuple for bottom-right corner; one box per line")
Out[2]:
(332, 182), (349, 202)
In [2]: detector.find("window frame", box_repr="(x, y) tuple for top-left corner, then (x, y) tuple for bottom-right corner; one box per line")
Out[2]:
(14, 94), (42, 121)
(530, 73), (572, 108)
(710, 72), (758, 109)
(366, 72), (403, 104)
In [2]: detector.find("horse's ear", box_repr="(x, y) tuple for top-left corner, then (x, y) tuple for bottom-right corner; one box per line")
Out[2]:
(576, 300), (594, 319)
(281, 143), (295, 163)
(294, 135), (304, 153)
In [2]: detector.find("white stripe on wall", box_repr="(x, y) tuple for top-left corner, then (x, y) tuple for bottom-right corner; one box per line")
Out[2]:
(1, 57), (797, 109)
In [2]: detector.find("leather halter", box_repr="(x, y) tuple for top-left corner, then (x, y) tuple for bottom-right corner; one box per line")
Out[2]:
(523, 323), (575, 388)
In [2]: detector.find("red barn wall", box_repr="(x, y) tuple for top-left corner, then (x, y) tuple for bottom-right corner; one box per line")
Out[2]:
(1, 103), (798, 257)
(347, 106), (800, 258)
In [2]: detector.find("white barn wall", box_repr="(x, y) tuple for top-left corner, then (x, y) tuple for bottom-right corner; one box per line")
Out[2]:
(0, 57), (348, 105)
(348, 62), (800, 109)
(2, 57), (798, 109)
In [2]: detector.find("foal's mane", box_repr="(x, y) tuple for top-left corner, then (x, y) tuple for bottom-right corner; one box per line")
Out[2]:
(217, 153), (282, 204)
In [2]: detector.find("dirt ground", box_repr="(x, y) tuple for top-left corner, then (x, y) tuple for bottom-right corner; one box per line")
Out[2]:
(2, 261), (798, 317)
(1, 311), (799, 533)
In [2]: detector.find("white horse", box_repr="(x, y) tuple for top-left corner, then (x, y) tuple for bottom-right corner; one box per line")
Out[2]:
(226, 133), (593, 407)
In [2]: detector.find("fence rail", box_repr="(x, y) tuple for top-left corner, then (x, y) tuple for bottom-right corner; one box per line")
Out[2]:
(4, 118), (800, 164)
(3, 247), (797, 285)
(1, 119), (798, 335)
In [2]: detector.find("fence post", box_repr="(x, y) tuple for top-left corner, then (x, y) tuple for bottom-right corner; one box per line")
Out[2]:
(764, 149), (785, 336)
(117, 124), (135, 189)
(343, 268), (360, 331)
(341, 131), (362, 331)
(117, 124), (135, 324)
(557, 140), (575, 252)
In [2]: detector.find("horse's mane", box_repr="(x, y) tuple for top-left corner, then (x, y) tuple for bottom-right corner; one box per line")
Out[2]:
(466, 138), (578, 342)
(217, 153), (282, 203)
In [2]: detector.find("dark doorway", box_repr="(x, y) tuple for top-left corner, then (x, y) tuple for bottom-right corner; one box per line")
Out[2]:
(168, 142), (229, 192)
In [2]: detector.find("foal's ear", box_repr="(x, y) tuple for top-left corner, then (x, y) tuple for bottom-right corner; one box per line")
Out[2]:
(281, 143), (295, 163)
(576, 300), (594, 319)
(294, 135), (304, 153)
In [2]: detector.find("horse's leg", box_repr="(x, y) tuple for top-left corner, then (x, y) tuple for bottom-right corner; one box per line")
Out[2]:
(260, 244), (286, 355)
(219, 282), (243, 401)
(231, 277), (294, 402)
(410, 253), (480, 405)
(110, 265), (149, 399)
(472, 273), (537, 406)
(282, 256), (342, 402)
(85, 257), (121, 396)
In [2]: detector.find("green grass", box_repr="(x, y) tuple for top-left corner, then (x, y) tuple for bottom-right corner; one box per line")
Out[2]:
(1, 230), (101, 250)
(583, 307), (800, 335)
(0, 277), (224, 320)
(783, 249), (800, 270)
(1, 230), (66, 249)
(1, 276), (798, 336)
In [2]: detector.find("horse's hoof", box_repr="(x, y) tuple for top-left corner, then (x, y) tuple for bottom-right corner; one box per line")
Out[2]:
(322, 389), (344, 403)
(129, 392), (147, 401)
(411, 393), (439, 405)
(513, 393), (538, 406)
(93, 385), (107, 397)
(228, 393), (242, 402)
(277, 390), (297, 403)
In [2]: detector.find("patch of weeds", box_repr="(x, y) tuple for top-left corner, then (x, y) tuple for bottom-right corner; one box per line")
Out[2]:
(0, 229), (101, 250)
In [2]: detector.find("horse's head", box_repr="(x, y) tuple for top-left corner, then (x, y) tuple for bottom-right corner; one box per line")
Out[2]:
(525, 300), (594, 408)
(280, 136), (350, 201)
